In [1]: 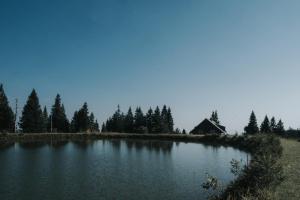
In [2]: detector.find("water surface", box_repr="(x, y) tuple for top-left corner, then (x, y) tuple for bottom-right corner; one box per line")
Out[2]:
(0, 139), (248, 200)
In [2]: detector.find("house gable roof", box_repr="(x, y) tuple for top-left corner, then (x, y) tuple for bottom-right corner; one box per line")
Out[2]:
(190, 118), (227, 134)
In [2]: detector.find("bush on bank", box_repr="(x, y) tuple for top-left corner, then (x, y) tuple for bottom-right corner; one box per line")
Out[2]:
(220, 134), (283, 200)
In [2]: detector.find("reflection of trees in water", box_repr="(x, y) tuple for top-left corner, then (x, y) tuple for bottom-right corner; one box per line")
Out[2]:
(18, 141), (47, 149)
(0, 142), (14, 150)
(72, 140), (95, 149)
(48, 140), (68, 148)
(110, 140), (121, 150)
(13, 139), (174, 154)
(123, 140), (174, 154)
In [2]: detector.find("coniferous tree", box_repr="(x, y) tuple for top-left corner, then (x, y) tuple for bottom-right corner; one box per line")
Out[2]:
(167, 107), (174, 133)
(275, 119), (285, 134)
(70, 103), (90, 133)
(19, 89), (44, 133)
(161, 105), (169, 133)
(124, 107), (134, 133)
(270, 117), (276, 133)
(146, 107), (154, 133)
(134, 107), (146, 133)
(260, 115), (271, 133)
(101, 123), (107, 133)
(42, 106), (49, 133)
(106, 118), (113, 132)
(94, 120), (100, 132)
(89, 112), (99, 132)
(244, 111), (259, 135)
(174, 128), (181, 134)
(210, 110), (220, 125)
(152, 106), (162, 133)
(0, 84), (15, 133)
(71, 111), (79, 132)
(50, 95), (70, 133)
(182, 129), (187, 135)
(77, 102), (89, 132)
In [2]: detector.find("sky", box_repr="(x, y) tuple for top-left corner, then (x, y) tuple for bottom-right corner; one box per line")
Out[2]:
(1, 0), (300, 133)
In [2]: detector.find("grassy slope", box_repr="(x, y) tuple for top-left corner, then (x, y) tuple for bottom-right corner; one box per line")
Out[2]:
(276, 138), (300, 200)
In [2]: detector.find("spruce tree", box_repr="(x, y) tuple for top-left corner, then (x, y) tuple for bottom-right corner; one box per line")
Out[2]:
(77, 102), (89, 132)
(50, 94), (70, 133)
(167, 107), (174, 133)
(71, 111), (79, 132)
(270, 117), (276, 133)
(161, 105), (169, 133)
(87, 113), (99, 132)
(94, 120), (100, 132)
(124, 107), (134, 133)
(134, 107), (146, 133)
(146, 107), (154, 133)
(275, 119), (285, 134)
(19, 89), (44, 133)
(0, 84), (15, 133)
(101, 123), (107, 133)
(210, 110), (220, 125)
(42, 106), (49, 133)
(174, 128), (181, 134)
(260, 115), (271, 133)
(182, 129), (187, 134)
(244, 111), (259, 135)
(152, 106), (162, 133)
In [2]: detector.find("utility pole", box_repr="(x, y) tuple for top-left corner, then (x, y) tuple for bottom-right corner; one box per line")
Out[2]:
(14, 98), (18, 133)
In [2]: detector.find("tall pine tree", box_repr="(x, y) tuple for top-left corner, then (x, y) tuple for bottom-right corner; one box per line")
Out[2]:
(124, 107), (134, 133)
(101, 123), (107, 133)
(77, 102), (89, 132)
(167, 107), (174, 133)
(19, 89), (44, 133)
(42, 106), (49, 133)
(134, 107), (146, 133)
(270, 117), (276, 133)
(161, 105), (169, 133)
(71, 111), (79, 132)
(244, 111), (259, 135)
(146, 107), (154, 133)
(0, 84), (15, 133)
(210, 110), (220, 125)
(152, 106), (162, 133)
(275, 119), (285, 134)
(260, 115), (271, 133)
(50, 94), (70, 133)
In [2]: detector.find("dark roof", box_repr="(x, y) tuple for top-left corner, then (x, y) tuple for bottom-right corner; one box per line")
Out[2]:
(190, 118), (227, 135)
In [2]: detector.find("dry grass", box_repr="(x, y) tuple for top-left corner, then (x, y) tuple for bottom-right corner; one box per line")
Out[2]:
(275, 138), (300, 200)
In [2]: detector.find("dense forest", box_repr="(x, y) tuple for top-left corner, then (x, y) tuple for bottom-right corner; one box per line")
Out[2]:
(102, 105), (175, 134)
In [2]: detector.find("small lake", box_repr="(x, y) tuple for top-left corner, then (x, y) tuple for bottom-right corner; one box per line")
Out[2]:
(0, 139), (248, 200)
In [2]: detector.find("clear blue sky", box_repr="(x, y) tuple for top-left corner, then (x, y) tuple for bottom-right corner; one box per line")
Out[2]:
(1, 0), (300, 133)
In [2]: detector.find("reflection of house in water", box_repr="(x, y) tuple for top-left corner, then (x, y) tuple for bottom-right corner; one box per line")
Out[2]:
(190, 118), (227, 135)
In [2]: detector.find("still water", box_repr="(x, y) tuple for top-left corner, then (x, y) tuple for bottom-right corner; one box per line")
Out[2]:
(0, 139), (248, 200)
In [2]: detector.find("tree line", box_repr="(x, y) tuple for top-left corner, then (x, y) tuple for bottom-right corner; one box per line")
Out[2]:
(102, 105), (175, 134)
(0, 84), (99, 133)
(0, 84), (290, 135)
(244, 111), (285, 134)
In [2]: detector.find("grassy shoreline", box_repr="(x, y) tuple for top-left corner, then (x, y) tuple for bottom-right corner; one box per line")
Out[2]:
(275, 138), (300, 200)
